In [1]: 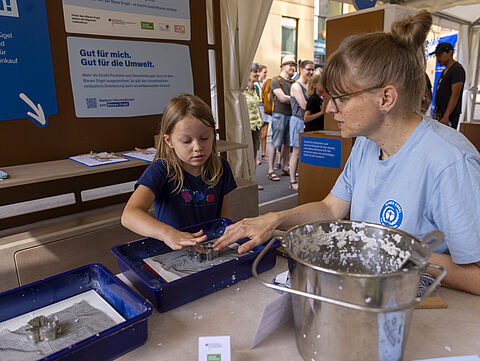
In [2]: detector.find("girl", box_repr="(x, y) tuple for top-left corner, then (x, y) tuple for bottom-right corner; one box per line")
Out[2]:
(288, 60), (314, 190)
(245, 63), (264, 190)
(121, 94), (237, 250)
(304, 71), (326, 132)
(214, 10), (480, 295)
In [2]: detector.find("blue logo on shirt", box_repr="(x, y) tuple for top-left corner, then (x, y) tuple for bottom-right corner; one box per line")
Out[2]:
(380, 200), (403, 228)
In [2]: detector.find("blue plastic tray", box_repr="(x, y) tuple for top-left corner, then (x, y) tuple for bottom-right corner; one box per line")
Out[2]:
(0, 264), (152, 361)
(111, 218), (279, 312)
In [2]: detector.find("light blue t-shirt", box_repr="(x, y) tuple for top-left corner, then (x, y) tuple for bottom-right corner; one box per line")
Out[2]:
(332, 117), (480, 264)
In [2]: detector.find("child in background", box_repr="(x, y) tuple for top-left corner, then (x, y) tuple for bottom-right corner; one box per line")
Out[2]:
(121, 94), (237, 250)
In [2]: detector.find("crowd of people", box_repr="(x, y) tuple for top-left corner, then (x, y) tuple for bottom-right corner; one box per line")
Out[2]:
(244, 57), (326, 191)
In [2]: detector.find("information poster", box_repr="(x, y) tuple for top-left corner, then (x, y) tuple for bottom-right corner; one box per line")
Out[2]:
(67, 37), (194, 117)
(300, 137), (341, 168)
(0, 0), (57, 127)
(63, 0), (190, 40)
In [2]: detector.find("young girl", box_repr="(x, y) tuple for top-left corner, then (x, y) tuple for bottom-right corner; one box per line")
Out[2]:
(304, 71), (326, 132)
(121, 94), (237, 250)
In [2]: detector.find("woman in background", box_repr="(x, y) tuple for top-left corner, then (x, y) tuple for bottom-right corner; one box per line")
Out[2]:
(304, 71), (326, 132)
(288, 60), (314, 190)
(245, 63), (264, 190)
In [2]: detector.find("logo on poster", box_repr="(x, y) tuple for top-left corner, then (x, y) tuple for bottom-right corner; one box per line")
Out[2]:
(379, 200), (403, 228)
(0, 0), (19, 17)
(174, 25), (185, 34)
(158, 23), (170, 31)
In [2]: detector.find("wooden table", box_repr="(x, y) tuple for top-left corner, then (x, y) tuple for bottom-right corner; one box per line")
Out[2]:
(117, 256), (480, 361)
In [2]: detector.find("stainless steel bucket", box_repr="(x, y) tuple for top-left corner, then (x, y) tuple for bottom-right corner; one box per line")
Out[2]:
(252, 220), (446, 361)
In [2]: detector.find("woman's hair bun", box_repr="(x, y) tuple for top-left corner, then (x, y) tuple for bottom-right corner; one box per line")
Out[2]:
(390, 9), (432, 50)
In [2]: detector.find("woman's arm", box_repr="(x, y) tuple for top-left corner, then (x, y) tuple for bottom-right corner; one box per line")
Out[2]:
(429, 253), (480, 295)
(213, 193), (350, 253)
(291, 83), (307, 110)
(304, 109), (323, 123)
(121, 185), (206, 249)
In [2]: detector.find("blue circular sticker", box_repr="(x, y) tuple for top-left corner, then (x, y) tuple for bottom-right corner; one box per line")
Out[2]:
(379, 200), (403, 228)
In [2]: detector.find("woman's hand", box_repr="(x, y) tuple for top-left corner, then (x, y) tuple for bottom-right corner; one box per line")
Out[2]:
(163, 229), (207, 250)
(213, 213), (280, 254)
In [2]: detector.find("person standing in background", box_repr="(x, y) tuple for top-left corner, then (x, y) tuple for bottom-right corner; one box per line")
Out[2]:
(256, 65), (270, 163)
(304, 71), (326, 132)
(267, 55), (296, 182)
(245, 63), (264, 190)
(288, 60), (314, 190)
(432, 42), (465, 129)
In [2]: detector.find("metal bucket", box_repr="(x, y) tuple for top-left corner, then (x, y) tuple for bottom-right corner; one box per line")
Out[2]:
(252, 220), (446, 361)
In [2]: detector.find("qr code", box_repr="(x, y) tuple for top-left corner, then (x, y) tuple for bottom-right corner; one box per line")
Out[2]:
(86, 98), (97, 109)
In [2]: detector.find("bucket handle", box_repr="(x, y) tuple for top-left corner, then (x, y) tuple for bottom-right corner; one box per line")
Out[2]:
(252, 237), (447, 313)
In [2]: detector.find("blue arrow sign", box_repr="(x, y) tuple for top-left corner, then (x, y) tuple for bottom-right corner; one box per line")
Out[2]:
(0, 0), (57, 127)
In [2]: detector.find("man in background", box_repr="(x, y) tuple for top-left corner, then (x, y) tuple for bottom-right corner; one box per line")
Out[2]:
(267, 55), (296, 181)
(432, 42), (466, 129)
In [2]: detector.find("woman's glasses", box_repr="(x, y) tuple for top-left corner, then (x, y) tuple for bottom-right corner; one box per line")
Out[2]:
(327, 86), (383, 112)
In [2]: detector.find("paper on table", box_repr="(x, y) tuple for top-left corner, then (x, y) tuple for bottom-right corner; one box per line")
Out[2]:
(250, 292), (292, 349)
(122, 148), (156, 163)
(69, 152), (128, 167)
(198, 336), (231, 361)
(0, 170), (7, 180)
(414, 356), (480, 361)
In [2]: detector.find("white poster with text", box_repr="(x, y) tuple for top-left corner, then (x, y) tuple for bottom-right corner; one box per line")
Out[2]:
(67, 37), (194, 117)
(63, 0), (190, 40)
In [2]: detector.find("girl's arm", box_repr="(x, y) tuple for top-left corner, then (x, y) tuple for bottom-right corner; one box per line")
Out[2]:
(121, 185), (206, 250)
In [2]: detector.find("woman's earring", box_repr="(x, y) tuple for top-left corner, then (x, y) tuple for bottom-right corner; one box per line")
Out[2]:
(380, 109), (388, 115)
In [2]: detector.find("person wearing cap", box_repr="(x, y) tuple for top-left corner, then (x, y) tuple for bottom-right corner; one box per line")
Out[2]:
(432, 42), (466, 129)
(267, 55), (296, 181)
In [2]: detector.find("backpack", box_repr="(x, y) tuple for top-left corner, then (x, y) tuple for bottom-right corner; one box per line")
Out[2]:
(261, 76), (282, 116)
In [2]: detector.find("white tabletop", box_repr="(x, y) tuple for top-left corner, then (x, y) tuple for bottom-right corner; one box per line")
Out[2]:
(117, 256), (480, 361)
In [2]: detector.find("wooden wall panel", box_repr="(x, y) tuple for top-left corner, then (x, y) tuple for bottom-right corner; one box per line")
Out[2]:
(324, 10), (384, 131)
(0, 0), (217, 167)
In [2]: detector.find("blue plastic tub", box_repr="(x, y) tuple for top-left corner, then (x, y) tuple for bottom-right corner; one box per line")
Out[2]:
(111, 218), (279, 312)
(0, 264), (153, 361)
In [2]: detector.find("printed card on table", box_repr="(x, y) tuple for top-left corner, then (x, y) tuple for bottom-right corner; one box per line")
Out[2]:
(69, 152), (129, 167)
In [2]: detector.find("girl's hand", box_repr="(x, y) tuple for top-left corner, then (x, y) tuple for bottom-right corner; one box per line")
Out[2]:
(163, 229), (207, 250)
(212, 213), (279, 254)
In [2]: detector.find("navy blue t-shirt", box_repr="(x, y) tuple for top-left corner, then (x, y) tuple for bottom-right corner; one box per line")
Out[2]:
(136, 157), (237, 229)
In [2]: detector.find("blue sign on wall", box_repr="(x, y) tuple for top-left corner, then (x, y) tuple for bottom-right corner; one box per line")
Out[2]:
(353, 0), (377, 10)
(300, 136), (341, 169)
(0, 0), (57, 127)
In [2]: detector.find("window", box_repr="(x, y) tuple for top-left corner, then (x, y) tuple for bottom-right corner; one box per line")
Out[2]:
(281, 17), (298, 59)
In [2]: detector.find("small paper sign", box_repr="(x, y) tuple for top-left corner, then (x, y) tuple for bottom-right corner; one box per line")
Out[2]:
(198, 336), (231, 361)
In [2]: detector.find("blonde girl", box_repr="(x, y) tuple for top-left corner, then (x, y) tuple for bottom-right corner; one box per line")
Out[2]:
(214, 10), (480, 296)
(122, 94), (237, 250)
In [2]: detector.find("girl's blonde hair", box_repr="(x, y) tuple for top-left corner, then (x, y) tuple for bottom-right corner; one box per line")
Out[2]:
(307, 72), (322, 97)
(155, 94), (223, 193)
(322, 10), (432, 113)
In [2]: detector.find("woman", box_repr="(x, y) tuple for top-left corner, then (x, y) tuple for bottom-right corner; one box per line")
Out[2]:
(256, 65), (270, 163)
(288, 60), (315, 190)
(304, 71), (326, 132)
(214, 10), (480, 295)
(244, 63), (264, 190)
